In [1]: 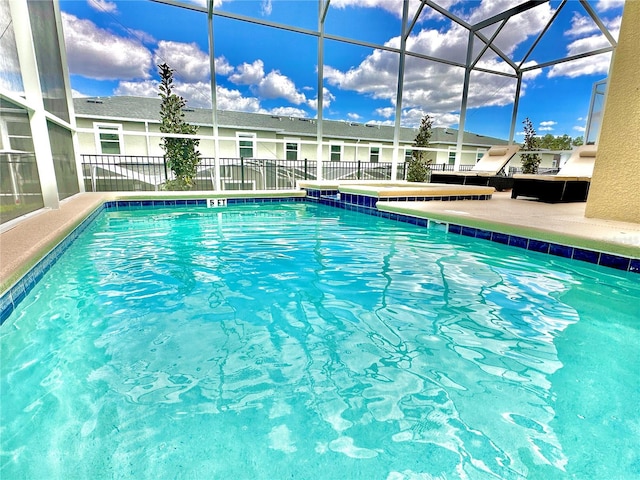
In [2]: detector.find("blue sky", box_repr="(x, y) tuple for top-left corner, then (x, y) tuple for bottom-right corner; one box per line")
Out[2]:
(59, 0), (624, 141)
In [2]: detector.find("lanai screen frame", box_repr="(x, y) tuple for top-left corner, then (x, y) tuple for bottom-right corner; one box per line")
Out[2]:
(150, 0), (618, 183)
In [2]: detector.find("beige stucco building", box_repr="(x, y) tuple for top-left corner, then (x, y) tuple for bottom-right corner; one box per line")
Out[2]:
(585, 0), (640, 223)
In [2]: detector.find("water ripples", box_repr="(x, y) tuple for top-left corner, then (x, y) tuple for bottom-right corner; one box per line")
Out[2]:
(1, 204), (638, 479)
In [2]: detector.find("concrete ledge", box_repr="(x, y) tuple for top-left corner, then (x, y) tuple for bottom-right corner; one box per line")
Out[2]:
(340, 184), (494, 198)
(377, 195), (640, 259)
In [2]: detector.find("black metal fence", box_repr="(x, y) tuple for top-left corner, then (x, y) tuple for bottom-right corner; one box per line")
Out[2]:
(430, 163), (474, 172)
(508, 166), (560, 175)
(81, 155), (408, 192)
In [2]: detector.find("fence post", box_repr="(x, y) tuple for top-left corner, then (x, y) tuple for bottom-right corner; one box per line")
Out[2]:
(241, 157), (245, 188)
(304, 158), (308, 180)
(357, 160), (361, 180)
(163, 156), (169, 184)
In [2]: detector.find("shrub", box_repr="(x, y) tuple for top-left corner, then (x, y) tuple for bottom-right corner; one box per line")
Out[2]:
(520, 117), (541, 174)
(407, 115), (433, 182)
(158, 63), (201, 190)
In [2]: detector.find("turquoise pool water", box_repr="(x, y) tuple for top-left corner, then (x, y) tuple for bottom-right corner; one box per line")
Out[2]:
(1, 203), (638, 479)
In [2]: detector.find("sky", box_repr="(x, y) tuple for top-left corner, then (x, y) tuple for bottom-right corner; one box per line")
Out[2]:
(58, 0), (625, 141)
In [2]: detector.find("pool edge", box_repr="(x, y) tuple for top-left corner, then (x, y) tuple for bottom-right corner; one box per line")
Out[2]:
(2, 193), (639, 324)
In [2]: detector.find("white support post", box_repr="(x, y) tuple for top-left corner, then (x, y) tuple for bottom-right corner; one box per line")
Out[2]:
(9, 0), (60, 209)
(208, 3), (222, 191)
(316, 1), (328, 181)
(53, 0), (85, 193)
(455, 29), (474, 171)
(392, 0), (409, 181)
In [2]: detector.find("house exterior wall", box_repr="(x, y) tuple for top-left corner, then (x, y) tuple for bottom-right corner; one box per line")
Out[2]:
(75, 113), (518, 167)
(585, 1), (640, 223)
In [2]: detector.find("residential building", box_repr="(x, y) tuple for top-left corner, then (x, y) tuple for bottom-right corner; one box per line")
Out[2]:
(73, 96), (510, 167)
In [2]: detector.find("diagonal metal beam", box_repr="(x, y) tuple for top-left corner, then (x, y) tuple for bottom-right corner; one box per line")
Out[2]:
(423, 0), (471, 30)
(151, 0), (206, 14)
(472, 0), (548, 31)
(473, 29), (518, 71)
(405, 0), (426, 39)
(424, 0), (516, 71)
(470, 19), (507, 70)
(518, 0), (567, 69)
(579, 0), (617, 46)
(320, 0), (330, 24)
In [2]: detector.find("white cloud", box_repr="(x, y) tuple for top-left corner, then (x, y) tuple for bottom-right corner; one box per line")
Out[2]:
(114, 80), (158, 98)
(261, 0), (273, 16)
(114, 79), (212, 108)
(215, 85), (262, 112)
(126, 28), (156, 45)
(329, 0), (405, 18)
(431, 112), (460, 127)
(375, 107), (395, 119)
(540, 121), (557, 127)
(573, 125), (586, 132)
(539, 126), (554, 131)
(257, 71), (307, 105)
(547, 51), (612, 78)
(547, 9), (620, 79)
(467, 1), (555, 57)
(400, 108), (429, 127)
(215, 56), (234, 76)
(229, 60), (265, 85)
(401, 108), (458, 128)
(606, 15), (622, 33)
(72, 89), (89, 98)
(324, 0), (556, 129)
(154, 41), (210, 83)
(62, 13), (152, 80)
(347, 112), (362, 120)
(308, 87), (335, 110)
(87, 0), (118, 14)
(269, 106), (308, 117)
(566, 13), (599, 38)
(595, 0), (625, 12)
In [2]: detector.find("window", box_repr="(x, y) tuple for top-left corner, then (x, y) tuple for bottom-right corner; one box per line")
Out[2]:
(330, 144), (341, 162)
(476, 149), (487, 163)
(237, 132), (255, 158)
(370, 146), (380, 163)
(95, 123), (122, 154)
(404, 149), (413, 162)
(448, 148), (456, 165)
(285, 140), (299, 160)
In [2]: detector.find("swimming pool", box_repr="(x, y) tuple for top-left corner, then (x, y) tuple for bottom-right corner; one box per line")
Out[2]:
(1, 203), (638, 479)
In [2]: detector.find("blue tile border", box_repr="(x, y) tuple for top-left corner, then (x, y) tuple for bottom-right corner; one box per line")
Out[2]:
(102, 197), (306, 211)
(1, 203), (106, 325)
(2, 195), (639, 325)
(450, 221), (638, 273)
(312, 191), (639, 274)
(304, 188), (492, 206)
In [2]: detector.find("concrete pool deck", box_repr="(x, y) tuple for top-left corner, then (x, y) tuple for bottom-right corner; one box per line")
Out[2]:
(2, 190), (640, 294)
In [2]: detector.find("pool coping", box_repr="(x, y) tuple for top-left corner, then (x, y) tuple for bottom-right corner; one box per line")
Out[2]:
(1, 190), (639, 324)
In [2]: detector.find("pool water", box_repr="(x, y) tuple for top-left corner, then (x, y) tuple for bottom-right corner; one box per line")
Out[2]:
(1, 203), (638, 479)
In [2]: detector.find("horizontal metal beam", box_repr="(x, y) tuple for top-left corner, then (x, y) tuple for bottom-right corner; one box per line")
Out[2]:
(520, 46), (614, 72)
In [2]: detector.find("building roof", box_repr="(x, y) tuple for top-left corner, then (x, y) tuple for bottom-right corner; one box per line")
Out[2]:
(73, 96), (508, 147)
